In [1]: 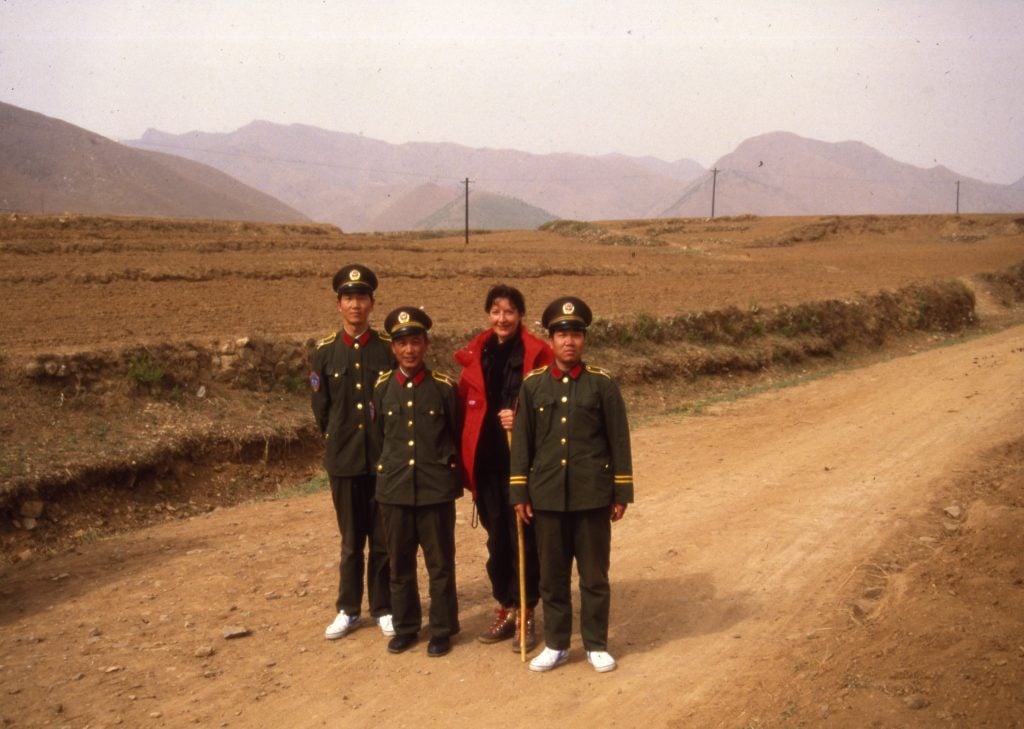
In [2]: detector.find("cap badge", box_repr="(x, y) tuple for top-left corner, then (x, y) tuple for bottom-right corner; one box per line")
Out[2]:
(398, 311), (410, 324)
(562, 302), (575, 315)
(349, 269), (361, 281)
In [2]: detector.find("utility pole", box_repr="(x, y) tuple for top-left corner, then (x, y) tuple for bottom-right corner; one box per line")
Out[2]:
(463, 177), (472, 245)
(710, 168), (718, 219)
(955, 180), (960, 215)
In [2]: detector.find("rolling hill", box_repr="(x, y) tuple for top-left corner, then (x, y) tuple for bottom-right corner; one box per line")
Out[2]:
(0, 102), (307, 223)
(414, 189), (556, 231)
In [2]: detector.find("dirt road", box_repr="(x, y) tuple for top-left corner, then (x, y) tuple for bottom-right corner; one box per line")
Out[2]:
(2, 325), (1022, 728)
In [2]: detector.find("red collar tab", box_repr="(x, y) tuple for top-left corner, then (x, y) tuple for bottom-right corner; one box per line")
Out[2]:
(551, 364), (583, 380)
(396, 368), (427, 387)
(342, 330), (371, 347)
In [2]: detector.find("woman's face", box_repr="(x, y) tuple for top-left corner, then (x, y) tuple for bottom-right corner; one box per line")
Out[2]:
(488, 297), (522, 343)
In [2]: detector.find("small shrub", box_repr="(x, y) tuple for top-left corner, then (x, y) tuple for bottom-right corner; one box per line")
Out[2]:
(127, 354), (166, 385)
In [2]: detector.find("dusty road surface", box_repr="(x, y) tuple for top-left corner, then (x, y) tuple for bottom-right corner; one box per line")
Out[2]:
(1, 325), (1022, 728)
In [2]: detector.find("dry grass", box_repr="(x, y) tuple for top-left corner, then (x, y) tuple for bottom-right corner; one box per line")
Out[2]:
(980, 261), (1024, 305)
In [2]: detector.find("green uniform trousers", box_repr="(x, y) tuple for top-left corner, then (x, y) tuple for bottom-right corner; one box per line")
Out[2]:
(534, 507), (612, 652)
(379, 501), (460, 639)
(330, 474), (391, 618)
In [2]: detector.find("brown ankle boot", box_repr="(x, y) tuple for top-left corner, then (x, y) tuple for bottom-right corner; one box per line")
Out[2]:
(511, 607), (538, 652)
(478, 606), (516, 643)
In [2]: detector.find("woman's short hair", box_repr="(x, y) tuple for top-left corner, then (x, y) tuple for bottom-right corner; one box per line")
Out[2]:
(484, 283), (526, 315)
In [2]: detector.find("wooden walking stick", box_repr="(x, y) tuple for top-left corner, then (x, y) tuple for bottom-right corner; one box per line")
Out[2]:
(507, 428), (528, 662)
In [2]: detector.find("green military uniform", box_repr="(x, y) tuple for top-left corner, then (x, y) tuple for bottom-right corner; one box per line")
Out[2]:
(310, 264), (393, 625)
(373, 307), (463, 643)
(509, 296), (634, 655)
(312, 328), (393, 477)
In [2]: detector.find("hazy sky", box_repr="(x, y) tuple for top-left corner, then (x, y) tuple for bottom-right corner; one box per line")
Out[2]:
(3, 0), (1023, 183)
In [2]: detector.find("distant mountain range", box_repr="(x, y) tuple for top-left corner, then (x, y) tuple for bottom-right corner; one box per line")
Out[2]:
(126, 123), (1024, 227)
(664, 132), (1024, 217)
(128, 122), (704, 231)
(1, 101), (1021, 229)
(0, 102), (306, 223)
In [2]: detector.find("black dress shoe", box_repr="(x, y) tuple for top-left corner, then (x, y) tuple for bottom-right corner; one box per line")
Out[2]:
(426, 636), (451, 657)
(387, 633), (418, 654)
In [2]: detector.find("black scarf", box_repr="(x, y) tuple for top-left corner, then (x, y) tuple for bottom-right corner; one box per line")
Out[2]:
(481, 327), (525, 412)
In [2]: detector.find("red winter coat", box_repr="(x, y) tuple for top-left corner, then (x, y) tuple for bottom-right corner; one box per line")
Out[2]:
(455, 327), (554, 498)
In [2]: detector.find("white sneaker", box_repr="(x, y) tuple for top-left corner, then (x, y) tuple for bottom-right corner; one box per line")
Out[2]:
(324, 610), (360, 640)
(377, 614), (395, 637)
(586, 650), (617, 672)
(529, 647), (569, 673)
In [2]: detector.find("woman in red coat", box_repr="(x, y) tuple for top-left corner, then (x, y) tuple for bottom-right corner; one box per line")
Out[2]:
(455, 284), (554, 652)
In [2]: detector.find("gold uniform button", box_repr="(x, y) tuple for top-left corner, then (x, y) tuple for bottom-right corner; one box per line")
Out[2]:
(354, 343), (360, 349)
(334, 372), (339, 378)
(407, 420), (414, 427)
(406, 381), (413, 388)
(409, 458), (415, 466)
(407, 400), (413, 407)
(377, 464), (383, 472)
(408, 440), (414, 447)
(358, 424), (364, 430)
(387, 410), (393, 416)
(560, 459), (567, 466)
(560, 438), (566, 445)
(561, 395), (568, 403)
(562, 377), (569, 384)
(356, 383), (362, 390)
(539, 406), (545, 412)
(560, 416), (567, 423)
(355, 363), (361, 369)
(356, 403), (364, 410)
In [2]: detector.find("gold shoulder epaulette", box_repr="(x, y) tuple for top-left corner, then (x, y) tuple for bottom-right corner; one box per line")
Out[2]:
(585, 364), (612, 378)
(375, 369), (393, 388)
(377, 328), (392, 343)
(524, 365), (549, 380)
(316, 332), (337, 349)
(432, 370), (455, 387)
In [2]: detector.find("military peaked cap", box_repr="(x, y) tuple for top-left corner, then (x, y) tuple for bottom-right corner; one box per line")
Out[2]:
(384, 306), (433, 340)
(332, 264), (378, 296)
(541, 296), (592, 333)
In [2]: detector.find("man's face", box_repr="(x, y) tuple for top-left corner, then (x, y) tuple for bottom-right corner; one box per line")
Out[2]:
(391, 332), (428, 372)
(337, 292), (374, 331)
(551, 329), (585, 370)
